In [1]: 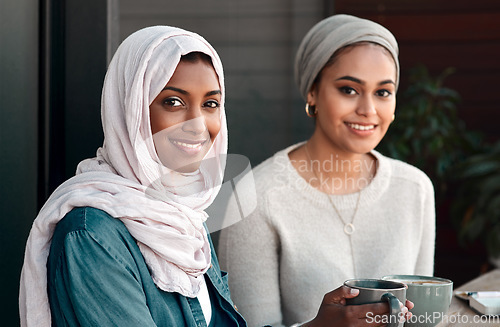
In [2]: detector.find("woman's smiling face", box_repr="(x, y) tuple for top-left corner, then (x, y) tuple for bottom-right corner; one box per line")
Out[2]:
(149, 54), (221, 172)
(308, 43), (397, 156)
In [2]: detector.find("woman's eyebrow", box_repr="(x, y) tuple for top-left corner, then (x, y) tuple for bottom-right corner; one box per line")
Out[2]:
(336, 75), (395, 86)
(161, 87), (221, 97)
(206, 90), (221, 96)
(379, 79), (396, 86)
(336, 75), (363, 84)
(163, 86), (188, 95)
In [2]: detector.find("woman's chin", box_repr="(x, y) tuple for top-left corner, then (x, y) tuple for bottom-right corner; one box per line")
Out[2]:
(173, 162), (202, 173)
(160, 149), (210, 173)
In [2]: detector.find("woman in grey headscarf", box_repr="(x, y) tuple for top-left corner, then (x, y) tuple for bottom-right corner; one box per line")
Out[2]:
(219, 14), (434, 326)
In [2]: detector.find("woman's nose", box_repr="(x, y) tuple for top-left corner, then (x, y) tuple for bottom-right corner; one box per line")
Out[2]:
(356, 95), (377, 117)
(181, 110), (206, 135)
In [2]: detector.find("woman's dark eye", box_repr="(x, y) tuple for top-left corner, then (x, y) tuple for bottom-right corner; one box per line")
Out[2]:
(163, 97), (183, 107)
(376, 89), (392, 97)
(339, 86), (357, 95)
(204, 100), (220, 109)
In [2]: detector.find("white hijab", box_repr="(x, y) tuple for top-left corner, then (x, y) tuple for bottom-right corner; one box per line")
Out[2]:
(19, 26), (227, 326)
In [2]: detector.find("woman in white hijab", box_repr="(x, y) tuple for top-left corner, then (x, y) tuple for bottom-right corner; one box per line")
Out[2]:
(219, 14), (433, 326)
(19, 26), (245, 327)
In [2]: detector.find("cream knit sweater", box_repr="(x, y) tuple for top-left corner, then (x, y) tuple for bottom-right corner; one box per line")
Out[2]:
(218, 143), (435, 327)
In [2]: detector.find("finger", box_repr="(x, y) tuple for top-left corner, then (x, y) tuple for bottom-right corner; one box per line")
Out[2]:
(358, 303), (403, 326)
(405, 299), (414, 320)
(367, 302), (391, 316)
(345, 302), (389, 320)
(342, 304), (388, 326)
(405, 310), (413, 321)
(323, 285), (360, 304)
(400, 305), (409, 323)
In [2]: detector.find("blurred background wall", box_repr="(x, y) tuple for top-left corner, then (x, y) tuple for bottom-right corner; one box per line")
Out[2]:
(1, 0), (499, 325)
(1, 0), (40, 324)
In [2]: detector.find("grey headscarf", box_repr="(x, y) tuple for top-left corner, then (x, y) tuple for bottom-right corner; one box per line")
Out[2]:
(295, 14), (399, 100)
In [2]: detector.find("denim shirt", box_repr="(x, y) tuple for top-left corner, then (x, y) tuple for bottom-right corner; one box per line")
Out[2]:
(47, 207), (246, 327)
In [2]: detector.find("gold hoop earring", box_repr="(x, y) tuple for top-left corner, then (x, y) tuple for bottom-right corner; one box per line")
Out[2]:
(305, 103), (317, 117)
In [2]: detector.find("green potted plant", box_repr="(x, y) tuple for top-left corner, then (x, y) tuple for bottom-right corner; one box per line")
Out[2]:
(377, 64), (481, 200)
(378, 64), (500, 268)
(448, 142), (500, 266)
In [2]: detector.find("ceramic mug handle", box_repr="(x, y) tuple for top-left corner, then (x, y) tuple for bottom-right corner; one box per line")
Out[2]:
(381, 292), (402, 327)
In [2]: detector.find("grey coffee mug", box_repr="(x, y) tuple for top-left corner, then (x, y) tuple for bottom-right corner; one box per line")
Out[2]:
(382, 275), (453, 327)
(344, 279), (407, 327)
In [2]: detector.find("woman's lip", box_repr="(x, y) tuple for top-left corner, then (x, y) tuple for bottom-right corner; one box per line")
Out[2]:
(170, 138), (208, 154)
(345, 122), (378, 136)
(345, 122), (377, 131)
(171, 138), (208, 145)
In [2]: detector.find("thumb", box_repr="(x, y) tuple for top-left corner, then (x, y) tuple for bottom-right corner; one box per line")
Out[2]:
(323, 285), (359, 305)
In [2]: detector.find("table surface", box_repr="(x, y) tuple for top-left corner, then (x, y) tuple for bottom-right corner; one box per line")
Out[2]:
(436, 269), (500, 326)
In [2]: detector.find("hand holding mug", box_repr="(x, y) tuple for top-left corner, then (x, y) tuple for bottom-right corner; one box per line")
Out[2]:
(305, 283), (410, 326)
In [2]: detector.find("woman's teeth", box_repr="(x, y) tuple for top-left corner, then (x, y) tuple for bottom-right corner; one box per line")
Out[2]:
(172, 140), (203, 149)
(347, 123), (375, 131)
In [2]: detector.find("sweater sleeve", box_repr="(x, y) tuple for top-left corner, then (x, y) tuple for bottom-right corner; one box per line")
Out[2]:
(218, 191), (284, 327)
(414, 175), (436, 276)
(48, 228), (158, 327)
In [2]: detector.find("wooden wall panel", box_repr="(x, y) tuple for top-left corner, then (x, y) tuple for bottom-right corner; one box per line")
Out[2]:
(364, 13), (500, 42)
(400, 43), (500, 71)
(336, 0), (500, 14)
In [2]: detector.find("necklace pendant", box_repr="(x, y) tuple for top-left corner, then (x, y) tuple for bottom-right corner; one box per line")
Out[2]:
(344, 223), (355, 235)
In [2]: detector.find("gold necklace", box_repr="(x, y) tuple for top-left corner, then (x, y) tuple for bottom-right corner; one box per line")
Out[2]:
(304, 143), (361, 236)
